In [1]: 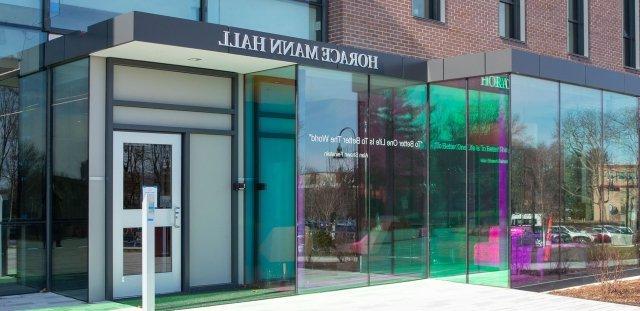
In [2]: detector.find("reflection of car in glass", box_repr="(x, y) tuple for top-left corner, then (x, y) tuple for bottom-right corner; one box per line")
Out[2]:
(551, 225), (593, 243)
(550, 232), (572, 244)
(617, 226), (634, 234)
(595, 225), (635, 245)
(587, 227), (612, 244)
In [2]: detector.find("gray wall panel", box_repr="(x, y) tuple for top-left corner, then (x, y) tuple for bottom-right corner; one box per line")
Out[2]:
(539, 55), (586, 85)
(585, 66), (626, 94)
(427, 59), (444, 82)
(485, 49), (512, 75)
(510, 49), (540, 76)
(624, 74), (640, 96)
(444, 52), (485, 80)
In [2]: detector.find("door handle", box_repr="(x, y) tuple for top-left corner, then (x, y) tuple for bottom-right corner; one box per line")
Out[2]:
(173, 206), (181, 228)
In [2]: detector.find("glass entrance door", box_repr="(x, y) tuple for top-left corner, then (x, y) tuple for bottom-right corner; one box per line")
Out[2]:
(112, 131), (182, 298)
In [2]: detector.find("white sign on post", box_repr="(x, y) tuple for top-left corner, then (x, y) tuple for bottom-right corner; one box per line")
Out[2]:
(142, 186), (158, 311)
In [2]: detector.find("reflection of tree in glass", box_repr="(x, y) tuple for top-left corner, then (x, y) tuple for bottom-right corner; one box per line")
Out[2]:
(0, 86), (20, 220)
(561, 108), (603, 222)
(511, 114), (562, 224)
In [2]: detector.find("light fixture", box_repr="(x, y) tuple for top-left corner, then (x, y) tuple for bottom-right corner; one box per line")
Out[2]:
(187, 57), (202, 61)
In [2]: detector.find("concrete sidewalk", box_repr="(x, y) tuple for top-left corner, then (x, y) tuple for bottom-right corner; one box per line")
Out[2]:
(190, 279), (640, 311)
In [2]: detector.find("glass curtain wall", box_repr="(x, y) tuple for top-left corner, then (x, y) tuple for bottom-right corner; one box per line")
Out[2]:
(510, 74), (640, 288)
(0, 0), (41, 27)
(428, 76), (510, 287)
(244, 66), (296, 296)
(428, 80), (467, 282)
(368, 76), (428, 285)
(510, 75), (561, 287)
(209, 0), (322, 41)
(50, 0), (200, 30)
(559, 84), (602, 279)
(602, 92), (639, 271)
(467, 77), (510, 287)
(297, 67), (369, 292)
(51, 58), (89, 300)
(0, 72), (46, 296)
(296, 66), (427, 293)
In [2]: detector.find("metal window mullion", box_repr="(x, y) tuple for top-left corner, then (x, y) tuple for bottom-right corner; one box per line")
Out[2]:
(513, 0), (521, 40)
(45, 67), (53, 291)
(43, 0), (50, 32)
(583, 0), (589, 56)
(200, 0), (208, 22)
(464, 78), (469, 284)
(635, 0), (640, 68)
(520, 0), (526, 41)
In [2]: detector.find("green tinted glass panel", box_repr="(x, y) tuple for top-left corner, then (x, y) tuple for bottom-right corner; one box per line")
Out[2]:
(244, 65), (295, 294)
(368, 76), (427, 285)
(467, 76), (510, 287)
(428, 80), (467, 282)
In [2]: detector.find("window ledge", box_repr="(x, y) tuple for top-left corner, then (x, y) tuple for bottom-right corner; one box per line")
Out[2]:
(412, 15), (446, 26)
(568, 52), (589, 60)
(624, 66), (640, 74)
(500, 36), (526, 45)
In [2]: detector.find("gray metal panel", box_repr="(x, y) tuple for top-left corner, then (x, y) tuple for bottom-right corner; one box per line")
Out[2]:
(64, 22), (111, 60)
(485, 49), (512, 75)
(510, 49), (540, 76)
(403, 57), (428, 81)
(624, 74), (640, 96)
(539, 55), (586, 85)
(133, 12), (229, 53)
(44, 38), (65, 66)
(112, 100), (235, 115)
(112, 12), (135, 46)
(427, 59), (444, 82)
(443, 52), (485, 80)
(585, 66), (626, 94)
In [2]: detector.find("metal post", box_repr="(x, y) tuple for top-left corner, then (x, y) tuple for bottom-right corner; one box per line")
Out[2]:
(142, 186), (158, 311)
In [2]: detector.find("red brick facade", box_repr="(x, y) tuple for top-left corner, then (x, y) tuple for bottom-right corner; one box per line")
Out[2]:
(327, 0), (637, 75)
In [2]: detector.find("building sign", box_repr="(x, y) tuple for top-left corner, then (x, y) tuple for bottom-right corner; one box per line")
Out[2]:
(481, 76), (510, 90)
(218, 30), (380, 70)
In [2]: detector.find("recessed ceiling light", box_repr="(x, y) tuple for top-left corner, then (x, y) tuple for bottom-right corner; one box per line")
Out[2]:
(188, 57), (202, 61)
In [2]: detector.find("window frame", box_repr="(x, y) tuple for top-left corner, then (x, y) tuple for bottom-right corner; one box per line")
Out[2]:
(413, 0), (446, 23)
(499, 0), (525, 41)
(623, 0), (640, 68)
(567, 0), (589, 57)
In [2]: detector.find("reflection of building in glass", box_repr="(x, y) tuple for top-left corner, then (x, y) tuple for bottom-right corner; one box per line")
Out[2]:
(594, 165), (638, 226)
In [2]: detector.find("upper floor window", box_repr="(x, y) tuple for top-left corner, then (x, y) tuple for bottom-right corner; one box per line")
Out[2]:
(208, 0), (323, 41)
(567, 0), (588, 56)
(412, 0), (445, 22)
(499, 0), (525, 41)
(48, 0), (324, 41)
(50, 0), (200, 31)
(624, 0), (637, 68)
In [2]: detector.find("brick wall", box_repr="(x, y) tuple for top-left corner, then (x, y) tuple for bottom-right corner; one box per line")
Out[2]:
(327, 0), (636, 74)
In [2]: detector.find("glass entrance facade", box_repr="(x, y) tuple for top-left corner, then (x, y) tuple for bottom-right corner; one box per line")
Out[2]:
(510, 75), (640, 288)
(244, 70), (640, 295)
(0, 59), (89, 299)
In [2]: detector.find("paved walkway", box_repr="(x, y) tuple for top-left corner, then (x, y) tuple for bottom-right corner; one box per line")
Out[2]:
(0, 292), (83, 311)
(192, 279), (640, 311)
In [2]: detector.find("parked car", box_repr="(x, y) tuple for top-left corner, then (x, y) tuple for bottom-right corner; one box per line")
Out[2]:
(551, 225), (593, 243)
(550, 232), (572, 244)
(587, 227), (612, 244)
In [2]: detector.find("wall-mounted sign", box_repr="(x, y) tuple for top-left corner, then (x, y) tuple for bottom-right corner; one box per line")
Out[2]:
(481, 76), (510, 90)
(218, 30), (380, 70)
